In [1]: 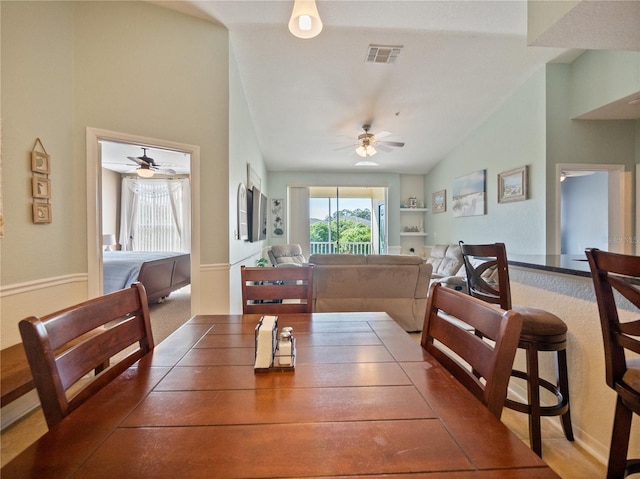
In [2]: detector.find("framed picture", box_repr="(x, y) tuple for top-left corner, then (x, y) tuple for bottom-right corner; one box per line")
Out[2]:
(432, 190), (446, 213)
(271, 198), (284, 237)
(237, 183), (248, 240)
(33, 202), (52, 223)
(31, 151), (50, 174)
(452, 169), (486, 217)
(498, 165), (528, 203)
(32, 177), (51, 199)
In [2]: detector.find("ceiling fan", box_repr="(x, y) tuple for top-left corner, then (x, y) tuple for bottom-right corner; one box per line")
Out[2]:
(338, 124), (405, 164)
(127, 148), (176, 177)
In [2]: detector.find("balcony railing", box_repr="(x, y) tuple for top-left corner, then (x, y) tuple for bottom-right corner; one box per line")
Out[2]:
(310, 242), (371, 255)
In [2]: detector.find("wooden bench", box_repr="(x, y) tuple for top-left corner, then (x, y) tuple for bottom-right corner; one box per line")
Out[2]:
(1, 344), (34, 408)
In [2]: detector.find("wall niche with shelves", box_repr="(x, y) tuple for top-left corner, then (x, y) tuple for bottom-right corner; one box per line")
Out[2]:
(399, 175), (428, 255)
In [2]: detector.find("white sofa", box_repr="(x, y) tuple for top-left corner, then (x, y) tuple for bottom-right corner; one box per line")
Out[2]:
(425, 244), (466, 291)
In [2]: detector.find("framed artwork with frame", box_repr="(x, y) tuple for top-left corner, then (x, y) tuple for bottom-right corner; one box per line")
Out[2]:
(432, 190), (446, 213)
(452, 169), (486, 217)
(271, 198), (284, 237)
(33, 202), (52, 224)
(498, 165), (528, 203)
(237, 183), (248, 240)
(31, 151), (50, 174)
(32, 177), (51, 199)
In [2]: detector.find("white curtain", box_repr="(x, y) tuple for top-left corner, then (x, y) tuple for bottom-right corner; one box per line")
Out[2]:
(288, 187), (310, 259)
(119, 177), (191, 252)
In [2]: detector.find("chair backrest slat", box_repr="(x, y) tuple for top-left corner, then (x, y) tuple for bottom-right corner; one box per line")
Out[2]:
(55, 316), (147, 390)
(41, 290), (143, 350)
(459, 242), (511, 310)
(19, 282), (154, 429)
(421, 283), (523, 418)
(241, 265), (314, 314)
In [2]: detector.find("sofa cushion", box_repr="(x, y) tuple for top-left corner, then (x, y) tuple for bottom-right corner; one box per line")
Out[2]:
(269, 244), (306, 266)
(314, 264), (426, 299)
(366, 254), (424, 265)
(427, 244), (463, 277)
(308, 254), (367, 265)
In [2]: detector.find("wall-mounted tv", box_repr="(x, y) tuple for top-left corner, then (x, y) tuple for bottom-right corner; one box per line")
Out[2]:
(259, 192), (267, 240)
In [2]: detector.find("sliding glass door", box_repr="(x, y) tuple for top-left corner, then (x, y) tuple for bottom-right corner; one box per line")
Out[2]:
(308, 186), (386, 255)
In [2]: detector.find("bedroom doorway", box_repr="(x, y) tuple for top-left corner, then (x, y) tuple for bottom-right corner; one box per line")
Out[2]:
(86, 128), (201, 308)
(554, 163), (630, 255)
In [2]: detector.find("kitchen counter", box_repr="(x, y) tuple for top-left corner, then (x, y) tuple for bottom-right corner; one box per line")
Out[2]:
(508, 254), (590, 277)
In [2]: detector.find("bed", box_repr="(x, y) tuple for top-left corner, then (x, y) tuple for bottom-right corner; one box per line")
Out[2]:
(103, 251), (191, 303)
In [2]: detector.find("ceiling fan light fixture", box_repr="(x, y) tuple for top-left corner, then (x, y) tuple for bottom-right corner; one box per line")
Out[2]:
(288, 0), (323, 39)
(137, 165), (155, 178)
(355, 144), (376, 157)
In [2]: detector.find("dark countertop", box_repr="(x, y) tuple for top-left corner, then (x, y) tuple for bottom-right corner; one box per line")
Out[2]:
(508, 254), (591, 278)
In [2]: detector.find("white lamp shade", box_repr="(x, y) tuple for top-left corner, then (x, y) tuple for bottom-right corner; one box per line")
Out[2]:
(137, 166), (155, 178)
(356, 145), (377, 157)
(288, 0), (323, 39)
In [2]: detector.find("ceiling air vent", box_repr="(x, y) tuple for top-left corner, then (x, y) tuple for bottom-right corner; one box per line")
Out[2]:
(366, 45), (402, 64)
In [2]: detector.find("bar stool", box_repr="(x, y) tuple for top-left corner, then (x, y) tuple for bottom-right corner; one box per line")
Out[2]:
(586, 248), (640, 479)
(459, 242), (574, 456)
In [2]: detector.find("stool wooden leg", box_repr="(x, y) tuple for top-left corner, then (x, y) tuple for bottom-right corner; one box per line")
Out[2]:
(526, 347), (542, 456)
(607, 396), (633, 479)
(556, 349), (574, 441)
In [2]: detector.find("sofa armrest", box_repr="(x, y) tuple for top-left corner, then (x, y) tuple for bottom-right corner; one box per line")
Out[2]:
(438, 275), (467, 292)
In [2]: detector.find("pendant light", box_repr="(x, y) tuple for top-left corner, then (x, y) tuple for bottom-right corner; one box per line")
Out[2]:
(288, 0), (323, 39)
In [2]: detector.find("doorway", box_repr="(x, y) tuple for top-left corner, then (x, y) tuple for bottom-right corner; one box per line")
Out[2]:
(555, 163), (630, 254)
(86, 128), (201, 306)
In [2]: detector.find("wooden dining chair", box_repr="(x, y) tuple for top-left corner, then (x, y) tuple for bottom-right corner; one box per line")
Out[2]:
(240, 264), (314, 314)
(19, 282), (154, 429)
(586, 248), (640, 479)
(459, 241), (574, 456)
(421, 283), (523, 419)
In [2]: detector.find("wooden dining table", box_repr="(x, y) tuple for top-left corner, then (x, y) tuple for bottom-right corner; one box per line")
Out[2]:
(3, 312), (560, 478)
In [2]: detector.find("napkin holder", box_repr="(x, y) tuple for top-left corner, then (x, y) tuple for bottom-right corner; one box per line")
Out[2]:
(254, 315), (295, 373)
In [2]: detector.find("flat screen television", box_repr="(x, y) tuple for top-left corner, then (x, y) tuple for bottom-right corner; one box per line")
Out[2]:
(259, 193), (267, 240)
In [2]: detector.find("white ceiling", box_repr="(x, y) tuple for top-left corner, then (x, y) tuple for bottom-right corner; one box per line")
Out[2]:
(105, 0), (638, 175)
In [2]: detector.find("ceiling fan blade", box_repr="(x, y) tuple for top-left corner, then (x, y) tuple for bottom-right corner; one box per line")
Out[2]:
(375, 144), (393, 153)
(375, 130), (392, 139)
(333, 143), (358, 151)
(377, 140), (405, 148)
(128, 156), (145, 165)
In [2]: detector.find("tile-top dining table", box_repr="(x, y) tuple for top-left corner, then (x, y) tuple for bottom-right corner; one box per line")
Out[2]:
(3, 312), (560, 478)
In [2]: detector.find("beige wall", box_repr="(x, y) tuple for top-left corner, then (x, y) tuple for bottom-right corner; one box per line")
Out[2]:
(1, 1), (231, 347)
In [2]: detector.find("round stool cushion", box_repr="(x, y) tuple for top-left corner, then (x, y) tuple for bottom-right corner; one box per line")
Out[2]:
(622, 358), (640, 393)
(512, 305), (568, 338)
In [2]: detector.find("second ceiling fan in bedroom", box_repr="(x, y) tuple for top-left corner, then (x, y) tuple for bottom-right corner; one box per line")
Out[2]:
(127, 148), (177, 178)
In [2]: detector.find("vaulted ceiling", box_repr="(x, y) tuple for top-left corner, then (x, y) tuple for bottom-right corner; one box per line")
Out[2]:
(116, 0), (638, 176)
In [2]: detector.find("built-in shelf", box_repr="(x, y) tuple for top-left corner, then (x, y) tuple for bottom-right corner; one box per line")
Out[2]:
(400, 208), (428, 212)
(400, 232), (428, 237)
